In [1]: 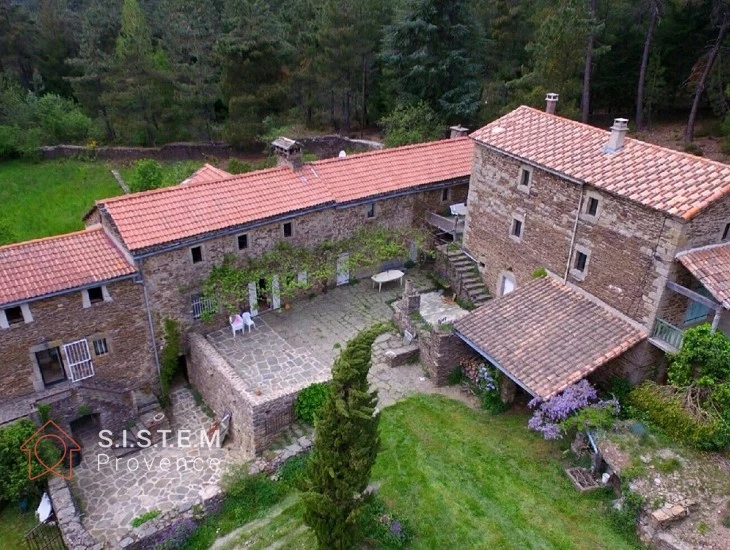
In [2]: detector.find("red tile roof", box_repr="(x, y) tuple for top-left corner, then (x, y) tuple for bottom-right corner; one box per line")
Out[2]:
(180, 163), (232, 186)
(100, 138), (473, 252)
(0, 226), (136, 307)
(454, 277), (647, 399)
(471, 106), (730, 220)
(677, 242), (730, 308)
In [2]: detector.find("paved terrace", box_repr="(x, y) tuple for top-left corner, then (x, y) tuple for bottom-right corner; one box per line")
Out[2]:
(205, 271), (432, 401)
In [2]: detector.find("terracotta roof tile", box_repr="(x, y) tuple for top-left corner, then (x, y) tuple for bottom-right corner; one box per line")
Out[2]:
(677, 242), (730, 308)
(100, 138), (473, 252)
(0, 226), (136, 306)
(471, 106), (730, 219)
(454, 277), (647, 399)
(180, 163), (232, 186)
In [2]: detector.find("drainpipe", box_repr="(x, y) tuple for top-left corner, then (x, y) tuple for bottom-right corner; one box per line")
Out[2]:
(564, 185), (586, 282)
(136, 262), (161, 382)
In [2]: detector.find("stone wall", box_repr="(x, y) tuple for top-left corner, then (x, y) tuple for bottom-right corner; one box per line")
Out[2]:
(683, 193), (730, 250)
(419, 329), (478, 386)
(138, 187), (464, 348)
(0, 279), (157, 431)
(39, 142), (235, 162)
(296, 135), (382, 158)
(47, 476), (102, 550)
(588, 340), (667, 390)
(463, 145), (684, 331)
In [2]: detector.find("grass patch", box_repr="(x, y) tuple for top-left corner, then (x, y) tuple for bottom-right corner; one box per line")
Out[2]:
(372, 394), (639, 549)
(0, 499), (40, 549)
(131, 509), (161, 527)
(0, 159), (121, 243)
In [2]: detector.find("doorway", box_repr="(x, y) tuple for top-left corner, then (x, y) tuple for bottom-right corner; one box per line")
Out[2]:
(35, 347), (66, 387)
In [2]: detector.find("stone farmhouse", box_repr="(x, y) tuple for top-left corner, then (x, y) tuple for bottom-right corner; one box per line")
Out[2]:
(2, 98), (729, 453)
(454, 97), (730, 402)
(0, 134), (472, 448)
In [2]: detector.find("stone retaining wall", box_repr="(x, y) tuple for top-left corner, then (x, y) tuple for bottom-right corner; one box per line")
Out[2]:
(187, 333), (299, 456)
(47, 476), (101, 550)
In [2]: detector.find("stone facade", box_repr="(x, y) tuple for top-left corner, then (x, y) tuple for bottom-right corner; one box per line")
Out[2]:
(130, 184), (468, 348)
(0, 279), (158, 432)
(463, 146), (685, 330)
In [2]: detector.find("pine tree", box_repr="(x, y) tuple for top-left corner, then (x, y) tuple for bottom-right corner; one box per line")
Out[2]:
(302, 323), (390, 549)
(381, 0), (484, 122)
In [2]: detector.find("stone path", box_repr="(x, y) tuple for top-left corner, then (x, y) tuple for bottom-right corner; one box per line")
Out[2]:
(419, 290), (471, 325)
(72, 387), (247, 546)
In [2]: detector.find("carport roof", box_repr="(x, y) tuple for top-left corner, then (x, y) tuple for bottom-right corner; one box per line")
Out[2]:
(453, 277), (647, 400)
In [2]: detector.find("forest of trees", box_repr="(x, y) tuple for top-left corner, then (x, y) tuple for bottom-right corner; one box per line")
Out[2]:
(1, 0), (730, 151)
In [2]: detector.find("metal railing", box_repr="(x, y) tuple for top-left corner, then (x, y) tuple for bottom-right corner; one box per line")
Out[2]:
(426, 212), (465, 234)
(652, 318), (685, 350)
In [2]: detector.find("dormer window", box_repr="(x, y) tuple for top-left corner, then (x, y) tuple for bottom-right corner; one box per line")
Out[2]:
(82, 286), (111, 308)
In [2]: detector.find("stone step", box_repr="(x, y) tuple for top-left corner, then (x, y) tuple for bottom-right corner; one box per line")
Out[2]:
(463, 280), (483, 289)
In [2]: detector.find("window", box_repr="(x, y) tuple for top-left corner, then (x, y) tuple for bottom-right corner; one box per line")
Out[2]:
(441, 187), (450, 202)
(574, 251), (588, 272)
(35, 347), (67, 386)
(283, 222), (293, 238)
(237, 234), (249, 250)
(63, 339), (95, 382)
(191, 246), (203, 264)
(366, 202), (376, 219)
(87, 286), (104, 304)
(722, 222), (730, 242)
(192, 294), (217, 320)
(5, 306), (24, 325)
(586, 197), (599, 217)
(511, 218), (523, 239)
(498, 273), (516, 296)
(519, 168), (531, 187)
(92, 338), (109, 356)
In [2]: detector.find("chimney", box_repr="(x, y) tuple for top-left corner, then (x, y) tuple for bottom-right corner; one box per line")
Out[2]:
(449, 125), (469, 139)
(605, 118), (629, 153)
(271, 137), (303, 170)
(545, 93), (559, 114)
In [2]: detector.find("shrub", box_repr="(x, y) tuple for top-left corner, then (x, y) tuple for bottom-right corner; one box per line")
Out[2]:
(609, 490), (644, 540)
(129, 159), (164, 192)
(446, 366), (464, 386)
(277, 452), (310, 489)
(528, 380), (620, 440)
(37, 403), (52, 423)
(462, 359), (509, 414)
(628, 382), (729, 450)
(227, 157), (253, 174)
(531, 267), (548, 279)
(683, 142), (703, 156)
(380, 101), (445, 147)
(0, 419), (61, 502)
(294, 382), (330, 425)
(357, 493), (413, 548)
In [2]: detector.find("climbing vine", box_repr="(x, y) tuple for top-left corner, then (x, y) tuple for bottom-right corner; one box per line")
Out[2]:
(202, 226), (428, 315)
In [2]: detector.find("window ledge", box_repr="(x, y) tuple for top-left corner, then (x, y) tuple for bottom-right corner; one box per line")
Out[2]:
(570, 269), (587, 281)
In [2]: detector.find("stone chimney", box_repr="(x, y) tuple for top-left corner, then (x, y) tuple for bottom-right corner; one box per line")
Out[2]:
(605, 118), (629, 153)
(449, 125), (469, 139)
(271, 137), (303, 170)
(545, 93), (559, 114)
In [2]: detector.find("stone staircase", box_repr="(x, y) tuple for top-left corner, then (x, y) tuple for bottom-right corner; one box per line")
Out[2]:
(269, 420), (313, 453)
(444, 248), (490, 307)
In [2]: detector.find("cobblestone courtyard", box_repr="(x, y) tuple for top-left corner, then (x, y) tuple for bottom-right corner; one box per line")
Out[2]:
(71, 387), (247, 546)
(206, 272), (432, 398)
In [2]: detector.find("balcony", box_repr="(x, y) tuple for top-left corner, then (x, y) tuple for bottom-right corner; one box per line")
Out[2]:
(426, 211), (465, 236)
(649, 318), (685, 353)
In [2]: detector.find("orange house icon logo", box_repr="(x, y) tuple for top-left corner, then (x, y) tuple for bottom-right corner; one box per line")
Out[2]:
(20, 420), (81, 481)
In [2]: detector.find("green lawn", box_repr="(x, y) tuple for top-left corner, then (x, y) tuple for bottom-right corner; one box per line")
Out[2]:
(0, 499), (40, 549)
(373, 395), (636, 549)
(0, 159), (121, 244)
(202, 394), (637, 549)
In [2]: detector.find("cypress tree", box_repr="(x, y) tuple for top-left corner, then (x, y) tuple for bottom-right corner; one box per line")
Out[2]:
(302, 323), (390, 549)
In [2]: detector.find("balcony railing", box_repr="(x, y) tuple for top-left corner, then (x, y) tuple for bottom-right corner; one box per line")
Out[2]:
(651, 318), (685, 351)
(426, 211), (465, 235)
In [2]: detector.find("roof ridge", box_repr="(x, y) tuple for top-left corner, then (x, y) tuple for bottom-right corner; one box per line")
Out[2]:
(100, 164), (294, 205)
(309, 137), (468, 168)
(676, 240), (730, 258)
(0, 225), (103, 252)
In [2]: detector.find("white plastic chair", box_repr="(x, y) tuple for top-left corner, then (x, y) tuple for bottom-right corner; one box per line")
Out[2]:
(229, 314), (244, 337)
(241, 311), (256, 332)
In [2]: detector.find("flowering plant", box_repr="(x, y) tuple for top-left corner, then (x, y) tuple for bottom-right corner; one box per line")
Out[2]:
(461, 359), (508, 413)
(528, 380), (620, 440)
